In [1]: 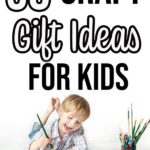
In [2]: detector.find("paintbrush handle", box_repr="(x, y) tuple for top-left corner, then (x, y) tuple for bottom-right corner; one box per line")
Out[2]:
(37, 114), (49, 138)
(136, 123), (148, 143)
(37, 114), (54, 149)
(134, 124), (140, 136)
(132, 121), (137, 138)
(131, 104), (133, 139)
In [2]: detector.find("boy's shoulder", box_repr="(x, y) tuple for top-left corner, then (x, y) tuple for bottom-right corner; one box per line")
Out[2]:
(71, 126), (84, 136)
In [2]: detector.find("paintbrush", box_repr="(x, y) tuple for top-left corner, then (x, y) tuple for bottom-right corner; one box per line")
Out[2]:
(121, 133), (125, 146)
(119, 129), (123, 143)
(134, 119), (144, 137)
(37, 114), (54, 149)
(133, 120), (137, 138)
(136, 120), (150, 144)
(128, 108), (130, 136)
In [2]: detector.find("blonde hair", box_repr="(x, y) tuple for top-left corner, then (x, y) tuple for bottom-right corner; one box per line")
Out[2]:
(61, 94), (90, 121)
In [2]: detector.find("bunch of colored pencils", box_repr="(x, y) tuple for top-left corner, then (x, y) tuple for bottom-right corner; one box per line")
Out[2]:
(119, 104), (150, 149)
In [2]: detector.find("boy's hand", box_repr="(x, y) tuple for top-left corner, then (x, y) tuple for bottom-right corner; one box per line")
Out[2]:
(54, 97), (60, 113)
(38, 135), (52, 149)
(47, 97), (60, 113)
(30, 135), (52, 150)
(41, 97), (60, 125)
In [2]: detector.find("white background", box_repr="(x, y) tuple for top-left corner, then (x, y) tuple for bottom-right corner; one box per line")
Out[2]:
(0, 0), (150, 150)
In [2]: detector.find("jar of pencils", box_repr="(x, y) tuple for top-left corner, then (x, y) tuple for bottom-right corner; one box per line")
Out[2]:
(121, 144), (136, 150)
(120, 104), (150, 150)
(121, 136), (136, 150)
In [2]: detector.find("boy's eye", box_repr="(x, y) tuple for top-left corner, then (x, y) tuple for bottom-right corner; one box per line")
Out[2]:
(68, 117), (72, 119)
(76, 121), (80, 124)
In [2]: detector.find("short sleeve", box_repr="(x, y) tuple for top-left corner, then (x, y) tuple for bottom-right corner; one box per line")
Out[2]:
(25, 122), (52, 150)
(28, 122), (41, 139)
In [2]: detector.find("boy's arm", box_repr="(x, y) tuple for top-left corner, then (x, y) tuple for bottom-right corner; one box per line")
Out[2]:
(28, 97), (60, 139)
(26, 123), (52, 150)
(71, 135), (88, 150)
(28, 122), (41, 139)
(70, 128), (88, 150)
(29, 135), (51, 150)
(41, 97), (60, 125)
(25, 129), (42, 150)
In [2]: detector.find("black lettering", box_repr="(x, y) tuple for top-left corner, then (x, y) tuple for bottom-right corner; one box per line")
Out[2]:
(95, 0), (111, 4)
(42, 63), (54, 90)
(62, 0), (75, 4)
(5, 0), (51, 12)
(94, 64), (98, 89)
(133, 0), (138, 4)
(79, 0), (93, 4)
(57, 64), (70, 90)
(5, 0), (27, 12)
(101, 64), (114, 90)
(113, 0), (118, 4)
(13, 16), (63, 62)
(29, 63), (40, 90)
(70, 15), (141, 54)
(116, 63), (128, 90)
(78, 63), (92, 90)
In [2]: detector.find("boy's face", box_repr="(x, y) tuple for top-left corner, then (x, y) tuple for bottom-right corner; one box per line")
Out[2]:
(59, 110), (84, 135)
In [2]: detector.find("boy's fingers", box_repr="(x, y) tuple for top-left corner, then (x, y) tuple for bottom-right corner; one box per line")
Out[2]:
(43, 136), (51, 144)
(54, 97), (60, 103)
(48, 134), (53, 143)
(50, 97), (60, 112)
(55, 98), (60, 112)
(39, 135), (50, 146)
(51, 97), (56, 104)
(51, 97), (59, 105)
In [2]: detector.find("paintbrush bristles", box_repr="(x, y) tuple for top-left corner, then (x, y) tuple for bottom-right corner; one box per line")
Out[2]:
(140, 119), (144, 124)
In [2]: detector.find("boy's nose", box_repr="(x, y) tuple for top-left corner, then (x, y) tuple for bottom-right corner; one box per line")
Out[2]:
(69, 120), (76, 127)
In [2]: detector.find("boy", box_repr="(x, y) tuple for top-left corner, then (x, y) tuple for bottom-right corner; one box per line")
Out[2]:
(27, 94), (90, 150)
